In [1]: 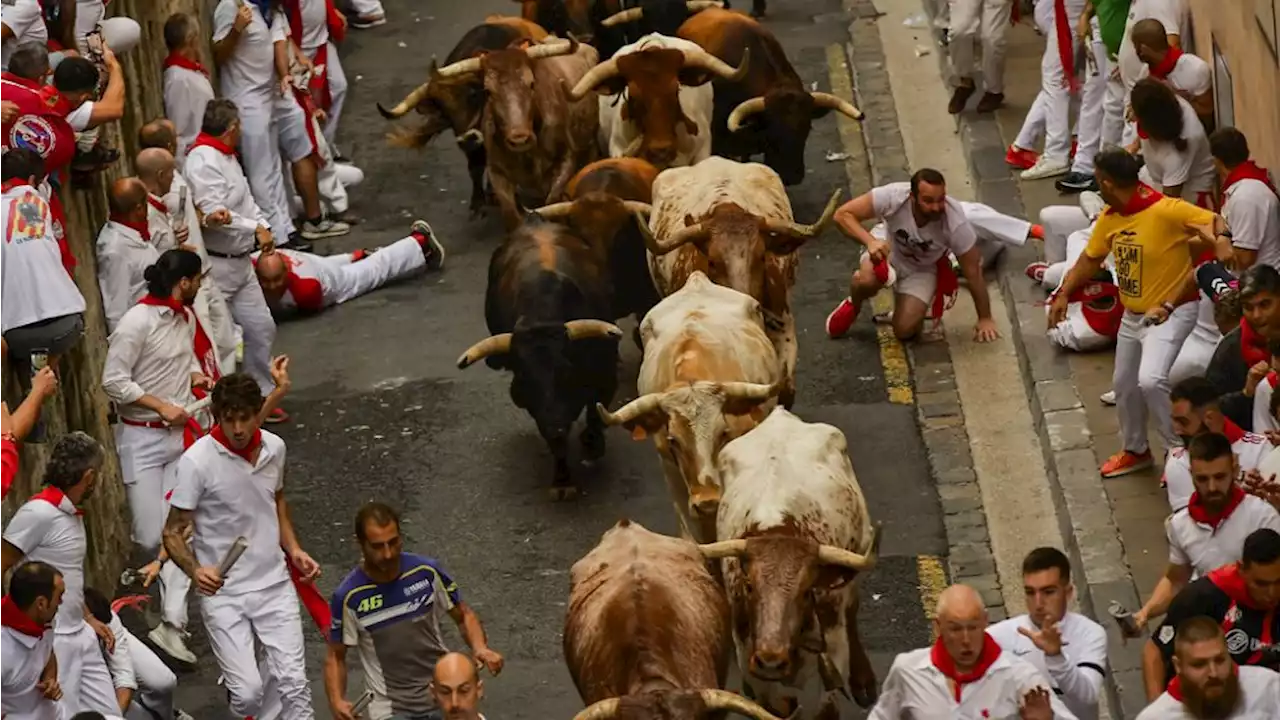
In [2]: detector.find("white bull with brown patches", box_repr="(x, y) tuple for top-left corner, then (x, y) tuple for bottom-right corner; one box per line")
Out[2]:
(597, 272), (780, 542)
(636, 156), (841, 409)
(699, 408), (882, 718)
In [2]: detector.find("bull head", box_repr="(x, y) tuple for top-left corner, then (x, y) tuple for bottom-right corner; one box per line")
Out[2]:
(634, 188), (843, 257)
(572, 689), (789, 720)
(456, 319), (623, 369)
(600, 1), (725, 27)
(569, 46), (750, 101)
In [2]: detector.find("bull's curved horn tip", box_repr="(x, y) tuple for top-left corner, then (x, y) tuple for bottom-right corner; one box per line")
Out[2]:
(375, 103), (395, 120)
(456, 353), (473, 369)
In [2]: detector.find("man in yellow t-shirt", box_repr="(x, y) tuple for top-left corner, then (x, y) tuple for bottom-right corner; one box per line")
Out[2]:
(1049, 149), (1229, 478)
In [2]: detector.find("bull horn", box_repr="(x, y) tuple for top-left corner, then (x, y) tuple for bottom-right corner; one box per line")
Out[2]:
(600, 6), (644, 27)
(697, 539), (747, 559)
(699, 690), (788, 720)
(435, 56), (484, 79)
(569, 58), (622, 100)
(571, 698), (620, 720)
(596, 393), (664, 426)
(687, 1), (725, 11)
(377, 80), (432, 119)
(726, 96), (767, 132)
(636, 214), (709, 256)
(810, 91), (865, 121)
(527, 37), (577, 60)
(621, 135), (645, 158)
(719, 381), (778, 402)
(531, 201), (576, 219)
(456, 128), (483, 146)
(764, 188), (843, 240)
(816, 524), (882, 571)
(456, 333), (513, 369)
(621, 201), (653, 216)
(564, 319), (624, 340)
(684, 46), (750, 83)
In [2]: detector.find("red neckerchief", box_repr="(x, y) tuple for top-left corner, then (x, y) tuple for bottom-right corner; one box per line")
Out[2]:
(1167, 664), (1238, 701)
(210, 424), (263, 465)
(110, 215), (151, 244)
(148, 195), (168, 215)
(930, 633), (1003, 701)
(31, 486), (83, 516)
(1149, 47), (1184, 80)
(1267, 371), (1278, 390)
(1207, 564), (1276, 663)
(0, 595), (46, 638)
(1104, 183), (1164, 217)
(188, 132), (237, 157)
(137, 293), (190, 320)
(1187, 485), (1247, 530)
(1240, 318), (1270, 367)
(0, 179), (33, 193)
(162, 52), (209, 77)
(1053, 0), (1079, 93)
(1223, 419), (1246, 443)
(1222, 160), (1278, 198)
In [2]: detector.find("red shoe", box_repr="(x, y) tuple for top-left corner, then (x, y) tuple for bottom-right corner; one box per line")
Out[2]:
(1100, 450), (1153, 478)
(1025, 262), (1049, 283)
(1029, 224), (1045, 240)
(1005, 145), (1039, 170)
(826, 298), (860, 338)
(264, 407), (290, 425)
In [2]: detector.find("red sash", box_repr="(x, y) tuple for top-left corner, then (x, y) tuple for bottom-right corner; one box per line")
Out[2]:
(931, 257), (959, 320)
(1053, 0), (1079, 93)
(283, 0), (337, 112)
(289, 88), (325, 165)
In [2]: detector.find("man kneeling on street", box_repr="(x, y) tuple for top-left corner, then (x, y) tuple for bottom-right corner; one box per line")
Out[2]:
(253, 220), (445, 315)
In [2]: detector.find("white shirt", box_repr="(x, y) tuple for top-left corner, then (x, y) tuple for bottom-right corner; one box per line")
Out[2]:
(1, 0), (49, 70)
(170, 431), (290, 595)
(74, 0), (105, 40)
(1140, 96), (1217, 202)
(1166, 494), (1280, 575)
(298, 0), (329, 51)
(103, 612), (137, 692)
(1163, 431), (1273, 510)
(162, 65), (216, 164)
(1119, 0), (1188, 88)
(868, 643), (1080, 719)
(96, 221), (160, 333)
(166, 172), (210, 269)
(101, 303), (200, 423)
(148, 194), (179, 253)
(185, 144), (270, 255)
(2, 491), (88, 633)
(212, 0), (288, 104)
(988, 613), (1108, 720)
(1137, 52), (1212, 97)
(0, 185), (86, 333)
(1225, 179), (1280, 270)
(1136, 665), (1280, 719)
(871, 183), (978, 273)
(1, 625), (60, 720)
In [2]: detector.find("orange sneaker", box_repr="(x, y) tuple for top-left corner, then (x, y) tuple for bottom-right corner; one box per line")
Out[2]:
(1100, 450), (1153, 478)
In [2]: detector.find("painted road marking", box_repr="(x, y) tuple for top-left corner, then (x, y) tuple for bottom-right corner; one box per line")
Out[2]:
(825, 44), (914, 406)
(916, 554), (947, 640)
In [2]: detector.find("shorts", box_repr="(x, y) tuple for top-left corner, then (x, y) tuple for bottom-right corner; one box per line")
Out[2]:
(889, 256), (937, 305)
(3, 312), (85, 360)
(273, 94), (316, 164)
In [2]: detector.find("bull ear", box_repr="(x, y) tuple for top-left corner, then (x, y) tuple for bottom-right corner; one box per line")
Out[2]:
(683, 213), (698, 227)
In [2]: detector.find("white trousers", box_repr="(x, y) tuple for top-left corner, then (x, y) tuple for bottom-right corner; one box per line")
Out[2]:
(1114, 304), (1199, 453)
(307, 42), (349, 145)
(349, 0), (386, 14)
(1070, 26), (1110, 174)
(962, 200), (1032, 247)
(1102, 61), (1126, 148)
(200, 581), (314, 719)
(1168, 291), (1222, 385)
(193, 279), (237, 376)
(120, 625), (178, 720)
(54, 623), (122, 718)
(949, 0), (1014, 93)
(1014, 0), (1086, 161)
(321, 236), (427, 306)
(210, 256), (277, 396)
(236, 99), (295, 243)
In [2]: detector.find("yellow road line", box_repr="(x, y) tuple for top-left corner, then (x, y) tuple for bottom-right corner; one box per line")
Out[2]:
(916, 555), (947, 640)
(825, 44), (913, 406)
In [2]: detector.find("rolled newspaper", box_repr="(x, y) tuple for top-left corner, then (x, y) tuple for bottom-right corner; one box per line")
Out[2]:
(217, 536), (249, 576)
(184, 396), (212, 415)
(351, 690), (374, 715)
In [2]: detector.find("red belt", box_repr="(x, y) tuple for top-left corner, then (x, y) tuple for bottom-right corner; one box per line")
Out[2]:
(120, 418), (171, 430)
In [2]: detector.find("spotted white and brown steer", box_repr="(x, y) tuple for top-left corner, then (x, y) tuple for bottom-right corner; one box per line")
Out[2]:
(699, 408), (882, 718)
(636, 156), (841, 409)
(597, 271), (779, 542)
(564, 519), (787, 720)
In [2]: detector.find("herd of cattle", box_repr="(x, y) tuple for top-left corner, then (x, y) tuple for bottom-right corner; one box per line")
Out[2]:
(379, 2), (882, 718)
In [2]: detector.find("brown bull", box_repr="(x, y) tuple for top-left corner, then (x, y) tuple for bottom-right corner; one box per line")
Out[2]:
(565, 519), (786, 720)
(377, 16), (549, 218)
(434, 37), (601, 230)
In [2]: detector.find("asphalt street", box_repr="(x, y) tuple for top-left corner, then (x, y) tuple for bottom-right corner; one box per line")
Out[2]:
(162, 0), (951, 716)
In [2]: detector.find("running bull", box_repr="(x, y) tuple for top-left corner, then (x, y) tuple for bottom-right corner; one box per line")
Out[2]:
(377, 16), (549, 219)
(678, 8), (863, 185)
(637, 156), (841, 409)
(699, 408), (883, 717)
(596, 272), (780, 542)
(456, 216), (623, 500)
(569, 32), (748, 170)
(565, 519), (787, 720)
(433, 36), (601, 231)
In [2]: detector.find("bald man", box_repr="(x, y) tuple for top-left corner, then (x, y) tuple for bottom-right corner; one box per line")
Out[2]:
(97, 177), (161, 331)
(868, 584), (1079, 719)
(251, 220), (445, 315)
(1132, 19), (1213, 128)
(431, 652), (487, 720)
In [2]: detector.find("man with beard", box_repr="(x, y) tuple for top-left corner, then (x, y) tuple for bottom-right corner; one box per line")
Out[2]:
(0, 433), (121, 718)
(869, 584), (1077, 719)
(1144, 529), (1280, 700)
(1163, 378), (1273, 512)
(1, 561), (65, 720)
(826, 168), (1000, 344)
(1049, 148), (1227, 479)
(1138, 616), (1280, 718)
(1209, 263), (1280, 430)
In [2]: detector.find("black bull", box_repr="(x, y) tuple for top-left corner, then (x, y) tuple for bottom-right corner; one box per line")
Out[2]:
(455, 218), (623, 499)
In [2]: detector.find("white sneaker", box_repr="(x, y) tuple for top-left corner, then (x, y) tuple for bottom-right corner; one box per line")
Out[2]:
(1100, 390), (1116, 406)
(148, 622), (197, 664)
(1079, 190), (1106, 221)
(300, 217), (351, 240)
(1020, 157), (1071, 180)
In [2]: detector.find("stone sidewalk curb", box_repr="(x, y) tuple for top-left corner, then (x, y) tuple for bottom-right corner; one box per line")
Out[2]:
(911, 6), (1148, 718)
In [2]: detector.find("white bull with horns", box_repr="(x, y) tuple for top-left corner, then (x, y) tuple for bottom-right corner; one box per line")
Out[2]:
(597, 271), (781, 542)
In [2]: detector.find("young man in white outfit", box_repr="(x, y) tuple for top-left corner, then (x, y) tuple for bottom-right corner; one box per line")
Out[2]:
(1, 0), (48, 71)
(987, 548), (1108, 720)
(185, 99), (289, 423)
(1163, 378), (1272, 511)
(164, 372), (320, 720)
(1056, 3), (1119, 194)
(946, 0), (1014, 114)
(162, 12), (216, 167)
(1115, 0), (1185, 145)
(96, 178), (163, 333)
(1131, 19), (1212, 127)
(1136, 617), (1280, 719)
(287, 0), (348, 145)
(0, 433), (123, 719)
(1211, 128), (1280, 272)
(1, 561), (65, 720)
(868, 584), (1078, 719)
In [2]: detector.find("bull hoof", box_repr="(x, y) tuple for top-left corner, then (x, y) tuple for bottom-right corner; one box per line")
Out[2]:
(548, 485), (580, 501)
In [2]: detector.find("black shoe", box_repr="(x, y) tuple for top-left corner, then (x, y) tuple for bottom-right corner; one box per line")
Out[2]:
(285, 232), (314, 253)
(1055, 171), (1098, 194)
